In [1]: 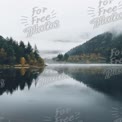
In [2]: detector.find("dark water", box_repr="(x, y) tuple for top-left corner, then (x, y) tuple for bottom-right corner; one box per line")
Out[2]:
(0, 64), (122, 122)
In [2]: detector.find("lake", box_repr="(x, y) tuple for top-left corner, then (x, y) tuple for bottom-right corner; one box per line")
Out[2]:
(0, 64), (122, 122)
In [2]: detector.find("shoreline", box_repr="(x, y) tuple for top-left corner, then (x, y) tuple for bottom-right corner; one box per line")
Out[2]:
(0, 64), (46, 69)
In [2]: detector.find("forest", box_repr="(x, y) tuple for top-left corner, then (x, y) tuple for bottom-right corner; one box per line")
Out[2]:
(55, 32), (122, 63)
(0, 36), (44, 66)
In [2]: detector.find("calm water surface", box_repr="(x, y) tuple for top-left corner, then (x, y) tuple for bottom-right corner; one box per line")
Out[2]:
(0, 64), (122, 122)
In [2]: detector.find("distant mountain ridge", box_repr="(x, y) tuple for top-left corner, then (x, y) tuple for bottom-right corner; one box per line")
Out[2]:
(65, 32), (122, 63)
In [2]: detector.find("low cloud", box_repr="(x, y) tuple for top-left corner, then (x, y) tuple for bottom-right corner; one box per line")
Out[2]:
(53, 40), (82, 43)
(39, 50), (63, 54)
(39, 50), (65, 58)
(80, 32), (91, 39)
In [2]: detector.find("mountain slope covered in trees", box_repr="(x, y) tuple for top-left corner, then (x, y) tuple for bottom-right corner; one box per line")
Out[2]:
(54, 32), (122, 63)
(64, 32), (122, 63)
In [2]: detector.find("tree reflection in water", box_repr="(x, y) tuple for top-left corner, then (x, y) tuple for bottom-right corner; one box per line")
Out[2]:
(52, 66), (122, 101)
(0, 68), (44, 95)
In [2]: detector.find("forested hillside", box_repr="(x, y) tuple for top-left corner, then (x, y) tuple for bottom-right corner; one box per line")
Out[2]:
(55, 32), (122, 63)
(0, 36), (44, 66)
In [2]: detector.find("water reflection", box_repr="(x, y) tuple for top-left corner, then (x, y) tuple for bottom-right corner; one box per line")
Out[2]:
(0, 65), (122, 122)
(0, 68), (44, 95)
(52, 65), (122, 101)
(0, 65), (122, 101)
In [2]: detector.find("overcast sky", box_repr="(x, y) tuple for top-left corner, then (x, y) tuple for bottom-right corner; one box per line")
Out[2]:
(0, 0), (122, 58)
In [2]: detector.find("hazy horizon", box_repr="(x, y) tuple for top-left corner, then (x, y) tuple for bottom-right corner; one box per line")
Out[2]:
(0, 0), (122, 58)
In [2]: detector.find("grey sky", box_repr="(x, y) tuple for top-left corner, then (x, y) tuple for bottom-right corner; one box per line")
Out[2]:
(0, 0), (122, 58)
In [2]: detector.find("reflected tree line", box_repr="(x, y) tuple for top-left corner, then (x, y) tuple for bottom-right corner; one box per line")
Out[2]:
(54, 66), (122, 101)
(0, 68), (44, 95)
(0, 66), (122, 102)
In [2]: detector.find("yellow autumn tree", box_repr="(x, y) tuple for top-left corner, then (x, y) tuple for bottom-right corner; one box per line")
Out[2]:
(20, 57), (26, 66)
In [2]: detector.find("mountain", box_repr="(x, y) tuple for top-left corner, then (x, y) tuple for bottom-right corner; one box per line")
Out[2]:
(64, 32), (122, 63)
